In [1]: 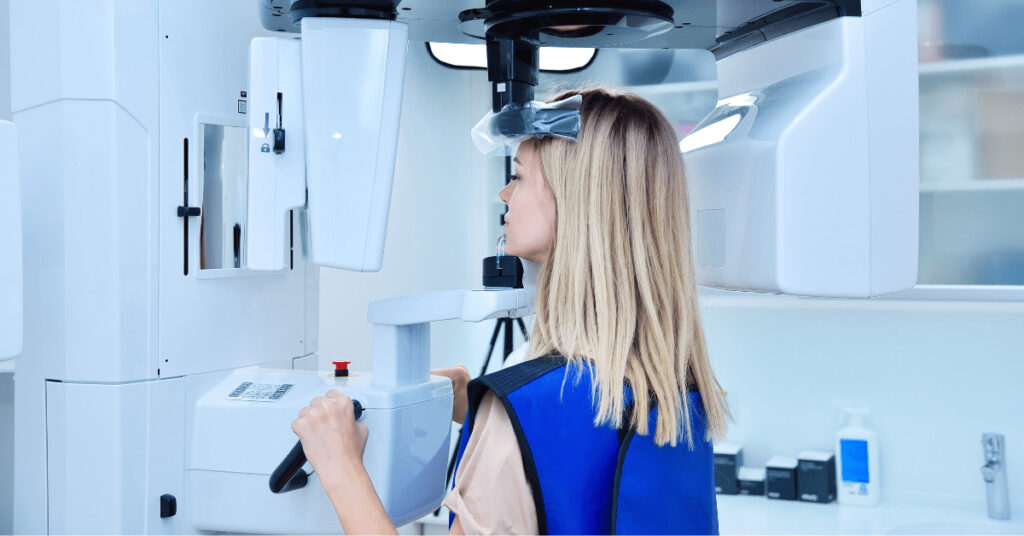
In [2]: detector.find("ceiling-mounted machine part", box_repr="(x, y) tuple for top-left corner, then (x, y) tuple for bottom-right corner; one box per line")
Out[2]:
(457, 0), (676, 46)
(260, 0), (401, 31)
(258, 0), (716, 47)
(288, 0), (401, 21)
(712, 0), (861, 58)
(257, 1), (865, 52)
(683, 0), (918, 297)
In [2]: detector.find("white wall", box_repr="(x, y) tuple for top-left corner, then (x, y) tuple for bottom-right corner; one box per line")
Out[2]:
(0, 0), (8, 121)
(702, 290), (1024, 516)
(0, 374), (10, 536)
(317, 45), (510, 375)
(1, 0), (14, 532)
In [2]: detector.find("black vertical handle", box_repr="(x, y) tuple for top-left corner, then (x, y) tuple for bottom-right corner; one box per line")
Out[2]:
(269, 400), (363, 494)
(177, 138), (201, 275)
(268, 441), (309, 493)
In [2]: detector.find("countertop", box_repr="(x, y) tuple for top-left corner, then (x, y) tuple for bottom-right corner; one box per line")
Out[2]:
(718, 494), (1024, 535)
(413, 494), (1024, 534)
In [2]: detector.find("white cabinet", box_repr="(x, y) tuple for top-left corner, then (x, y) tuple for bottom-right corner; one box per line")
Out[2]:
(918, 54), (1024, 287)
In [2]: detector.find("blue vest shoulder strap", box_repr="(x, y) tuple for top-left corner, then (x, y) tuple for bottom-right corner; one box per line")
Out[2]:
(450, 356), (718, 535)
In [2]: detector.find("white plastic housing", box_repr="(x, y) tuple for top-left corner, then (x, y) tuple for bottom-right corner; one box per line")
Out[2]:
(300, 18), (408, 271)
(189, 367), (453, 533)
(683, 0), (918, 297)
(247, 37), (307, 271)
(11, 2), (315, 532)
(0, 121), (22, 361)
(367, 288), (534, 387)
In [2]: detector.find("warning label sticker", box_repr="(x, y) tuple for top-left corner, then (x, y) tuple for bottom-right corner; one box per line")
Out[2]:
(227, 382), (293, 402)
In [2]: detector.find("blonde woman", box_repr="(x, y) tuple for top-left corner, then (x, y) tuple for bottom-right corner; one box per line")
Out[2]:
(291, 88), (730, 535)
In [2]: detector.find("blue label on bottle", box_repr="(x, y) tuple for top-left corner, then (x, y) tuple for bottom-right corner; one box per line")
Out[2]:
(840, 439), (870, 483)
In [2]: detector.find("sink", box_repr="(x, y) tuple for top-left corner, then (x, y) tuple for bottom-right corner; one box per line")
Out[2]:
(887, 521), (1024, 535)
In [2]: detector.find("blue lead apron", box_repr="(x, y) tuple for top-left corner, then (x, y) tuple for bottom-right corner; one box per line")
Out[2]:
(449, 355), (718, 535)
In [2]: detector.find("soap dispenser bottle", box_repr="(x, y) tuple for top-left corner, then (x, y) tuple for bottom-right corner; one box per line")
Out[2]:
(835, 406), (880, 506)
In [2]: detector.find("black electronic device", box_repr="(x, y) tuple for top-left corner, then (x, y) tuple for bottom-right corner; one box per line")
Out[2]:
(482, 254), (523, 288)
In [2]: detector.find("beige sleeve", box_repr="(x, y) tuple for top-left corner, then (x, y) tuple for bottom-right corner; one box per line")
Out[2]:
(442, 391), (539, 535)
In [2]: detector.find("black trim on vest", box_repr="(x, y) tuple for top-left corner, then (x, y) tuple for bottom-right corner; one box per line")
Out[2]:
(610, 425), (637, 535)
(463, 355), (567, 535)
(609, 385), (698, 535)
(610, 401), (636, 534)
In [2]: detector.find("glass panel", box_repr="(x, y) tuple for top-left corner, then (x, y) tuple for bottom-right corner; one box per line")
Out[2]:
(199, 123), (249, 270)
(917, 0), (1024, 285)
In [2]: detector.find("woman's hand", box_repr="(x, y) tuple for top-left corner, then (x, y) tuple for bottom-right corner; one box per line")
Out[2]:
(431, 365), (471, 425)
(291, 390), (369, 491)
(292, 391), (397, 535)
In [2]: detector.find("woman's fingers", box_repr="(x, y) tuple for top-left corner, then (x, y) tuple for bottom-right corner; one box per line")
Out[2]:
(289, 390), (370, 484)
(355, 422), (370, 455)
(311, 395), (330, 410)
(293, 391), (355, 436)
(431, 365), (471, 425)
(325, 389), (349, 401)
(431, 365), (471, 384)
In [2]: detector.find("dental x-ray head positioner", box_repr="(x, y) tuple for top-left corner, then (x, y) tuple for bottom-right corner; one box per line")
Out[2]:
(9, 0), (917, 533)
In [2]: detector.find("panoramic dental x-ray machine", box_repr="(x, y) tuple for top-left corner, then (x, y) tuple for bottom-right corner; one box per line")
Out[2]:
(9, 0), (917, 533)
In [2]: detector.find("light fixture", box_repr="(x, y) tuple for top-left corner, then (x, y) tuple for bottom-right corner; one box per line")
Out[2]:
(679, 114), (742, 153)
(427, 42), (596, 72)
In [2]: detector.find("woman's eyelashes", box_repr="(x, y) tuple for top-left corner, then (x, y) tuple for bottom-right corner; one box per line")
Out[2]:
(509, 173), (520, 181)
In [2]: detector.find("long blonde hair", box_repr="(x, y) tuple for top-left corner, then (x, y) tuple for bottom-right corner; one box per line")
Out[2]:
(526, 88), (730, 447)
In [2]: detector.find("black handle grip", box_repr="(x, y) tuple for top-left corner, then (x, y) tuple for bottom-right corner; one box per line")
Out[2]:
(269, 400), (363, 494)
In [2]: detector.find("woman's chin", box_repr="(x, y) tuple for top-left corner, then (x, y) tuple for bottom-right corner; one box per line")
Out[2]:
(503, 238), (540, 263)
(505, 248), (527, 261)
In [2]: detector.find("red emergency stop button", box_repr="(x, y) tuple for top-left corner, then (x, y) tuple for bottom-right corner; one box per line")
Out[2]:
(332, 361), (350, 377)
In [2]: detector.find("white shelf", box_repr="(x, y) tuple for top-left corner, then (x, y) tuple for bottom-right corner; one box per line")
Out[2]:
(920, 177), (1024, 193)
(919, 53), (1024, 77)
(698, 285), (1024, 306)
(880, 285), (1024, 302)
(628, 79), (717, 97)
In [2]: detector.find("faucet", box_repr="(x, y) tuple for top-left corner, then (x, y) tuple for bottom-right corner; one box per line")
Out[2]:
(980, 433), (1010, 520)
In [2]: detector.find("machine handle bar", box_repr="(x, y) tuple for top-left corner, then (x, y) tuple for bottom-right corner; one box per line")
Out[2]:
(269, 399), (364, 494)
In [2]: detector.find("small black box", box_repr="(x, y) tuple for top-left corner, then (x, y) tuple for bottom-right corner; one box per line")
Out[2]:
(765, 455), (798, 500)
(797, 450), (837, 504)
(737, 467), (766, 496)
(713, 443), (743, 495)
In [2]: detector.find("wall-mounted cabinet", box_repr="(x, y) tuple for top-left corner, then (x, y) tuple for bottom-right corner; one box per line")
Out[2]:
(918, 54), (1024, 287)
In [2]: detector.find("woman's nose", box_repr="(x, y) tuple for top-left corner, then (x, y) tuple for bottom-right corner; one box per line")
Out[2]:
(498, 182), (514, 204)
